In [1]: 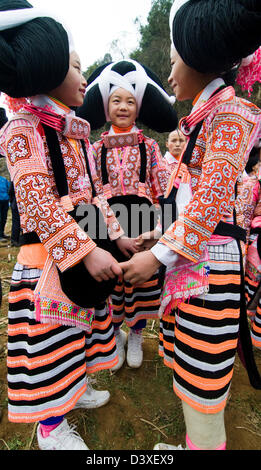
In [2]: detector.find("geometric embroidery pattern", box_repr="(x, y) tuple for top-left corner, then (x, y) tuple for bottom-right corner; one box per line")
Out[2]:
(161, 97), (261, 262)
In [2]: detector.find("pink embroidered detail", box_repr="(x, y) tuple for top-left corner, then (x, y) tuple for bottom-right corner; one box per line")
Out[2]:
(159, 250), (210, 318)
(24, 104), (65, 131)
(34, 256), (95, 332)
(3, 95), (28, 114)
(102, 130), (144, 149)
(236, 47), (261, 96)
(23, 104), (90, 139)
(63, 116), (90, 140)
(179, 87), (235, 135)
(35, 295), (94, 331)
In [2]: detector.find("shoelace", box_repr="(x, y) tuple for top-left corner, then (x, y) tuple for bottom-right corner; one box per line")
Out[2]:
(55, 422), (85, 449)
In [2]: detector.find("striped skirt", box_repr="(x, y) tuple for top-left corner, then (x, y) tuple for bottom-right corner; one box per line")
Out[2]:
(244, 243), (261, 349)
(159, 240), (241, 414)
(7, 263), (118, 423)
(251, 302), (261, 348)
(111, 271), (161, 328)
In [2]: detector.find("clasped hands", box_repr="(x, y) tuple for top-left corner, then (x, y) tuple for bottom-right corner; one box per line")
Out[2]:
(118, 229), (162, 285)
(83, 229), (161, 285)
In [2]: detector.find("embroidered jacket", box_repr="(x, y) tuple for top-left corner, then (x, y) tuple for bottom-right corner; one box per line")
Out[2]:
(92, 129), (170, 204)
(0, 102), (123, 272)
(163, 151), (180, 174)
(160, 95), (261, 262)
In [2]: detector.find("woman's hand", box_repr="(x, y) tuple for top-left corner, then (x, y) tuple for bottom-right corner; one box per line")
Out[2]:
(116, 236), (141, 258)
(120, 250), (162, 285)
(83, 247), (122, 282)
(135, 228), (161, 251)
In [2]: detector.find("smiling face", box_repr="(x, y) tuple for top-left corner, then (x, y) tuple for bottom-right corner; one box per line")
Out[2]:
(49, 51), (87, 107)
(168, 48), (216, 102)
(108, 88), (137, 128)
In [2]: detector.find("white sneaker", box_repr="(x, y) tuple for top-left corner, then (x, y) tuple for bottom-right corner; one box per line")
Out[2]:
(74, 378), (110, 409)
(153, 443), (185, 450)
(127, 330), (143, 368)
(37, 419), (89, 450)
(111, 329), (127, 372)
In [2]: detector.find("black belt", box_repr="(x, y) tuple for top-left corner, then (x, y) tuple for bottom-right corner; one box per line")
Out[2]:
(214, 221), (246, 242)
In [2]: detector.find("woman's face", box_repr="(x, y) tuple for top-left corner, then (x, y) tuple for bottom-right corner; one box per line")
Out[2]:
(168, 48), (215, 102)
(166, 129), (187, 157)
(49, 51), (87, 107)
(108, 88), (137, 128)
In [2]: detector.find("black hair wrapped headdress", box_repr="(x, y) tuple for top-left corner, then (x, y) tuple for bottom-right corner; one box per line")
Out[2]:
(0, 0), (71, 98)
(169, 0), (261, 75)
(77, 59), (178, 133)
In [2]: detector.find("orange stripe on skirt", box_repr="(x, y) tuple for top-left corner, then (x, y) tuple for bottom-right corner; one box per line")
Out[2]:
(175, 328), (238, 354)
(9, 289), (35, 303)
(8, 322), (61, 337)
(178, 302), (240, 320)
(209, 274), (241, 285)
(173, 385), (227, 414)
(174, 362), (233, 391)
(7, 338), (85, 370)
(85, 337), (116, 357)
(125, 299), (160, 313)
(8, 384), (87, 423)
(8, 365), (86, 401)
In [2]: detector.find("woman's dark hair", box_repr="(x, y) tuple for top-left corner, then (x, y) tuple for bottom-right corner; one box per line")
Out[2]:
(245, 147), (260, 174)
(0, 0), (70, 97)
(172, 0), (261, 74)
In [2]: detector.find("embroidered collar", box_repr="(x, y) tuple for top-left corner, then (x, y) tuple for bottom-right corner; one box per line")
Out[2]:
(164, 151), (179, 165)
(23, 95), (90, 140)
(180, 79), (235, 135)
(192, 78), (226, 110)
(102, 125), (144, 148)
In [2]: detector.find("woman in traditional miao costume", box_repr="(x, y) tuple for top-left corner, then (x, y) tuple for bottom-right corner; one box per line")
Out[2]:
(120, 0), (261, 451)
(0, 0), (134, 450)
(77, 60), (177, 371)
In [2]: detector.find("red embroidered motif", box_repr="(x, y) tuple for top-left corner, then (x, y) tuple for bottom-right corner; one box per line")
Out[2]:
(160, 97), (261, 262)
(7, 134), (31, 166)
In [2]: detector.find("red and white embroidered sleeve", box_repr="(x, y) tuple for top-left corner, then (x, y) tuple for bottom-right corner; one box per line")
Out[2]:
(160, 106), (259, 262)
(3, 119), (96, 271)
(148, 139), (171, 203)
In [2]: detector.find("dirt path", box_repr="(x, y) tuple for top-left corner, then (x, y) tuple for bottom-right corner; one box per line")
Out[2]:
(0, 238), (261, 451)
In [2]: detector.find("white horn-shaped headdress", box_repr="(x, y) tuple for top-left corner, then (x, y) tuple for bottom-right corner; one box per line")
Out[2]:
(86, 59), (176, 121)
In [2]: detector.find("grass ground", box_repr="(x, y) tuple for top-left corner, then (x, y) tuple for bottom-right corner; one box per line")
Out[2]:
(0, 210), (261, 451)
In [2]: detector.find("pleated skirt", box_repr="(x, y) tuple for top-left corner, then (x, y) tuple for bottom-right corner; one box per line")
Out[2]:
(7, 263), (118, 423)
(159, 240), (241, 414)
(111, 271), (161, 328)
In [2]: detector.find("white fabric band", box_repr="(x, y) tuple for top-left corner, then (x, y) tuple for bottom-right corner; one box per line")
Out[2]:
(169, 0), (189, 47)
(0, 7), (75, 52)
(86, 59), (175, 121)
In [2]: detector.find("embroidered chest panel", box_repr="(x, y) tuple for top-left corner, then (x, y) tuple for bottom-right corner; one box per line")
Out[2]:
(94, 140), (168, 200)
(44, 134), (93, 205)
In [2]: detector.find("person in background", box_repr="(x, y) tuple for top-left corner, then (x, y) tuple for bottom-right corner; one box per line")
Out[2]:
(163, 128), (187, 172)
(0, 174), (10, 241)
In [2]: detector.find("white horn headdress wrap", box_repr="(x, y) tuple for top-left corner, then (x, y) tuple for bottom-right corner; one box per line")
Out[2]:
(85, 59), (175, 121)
